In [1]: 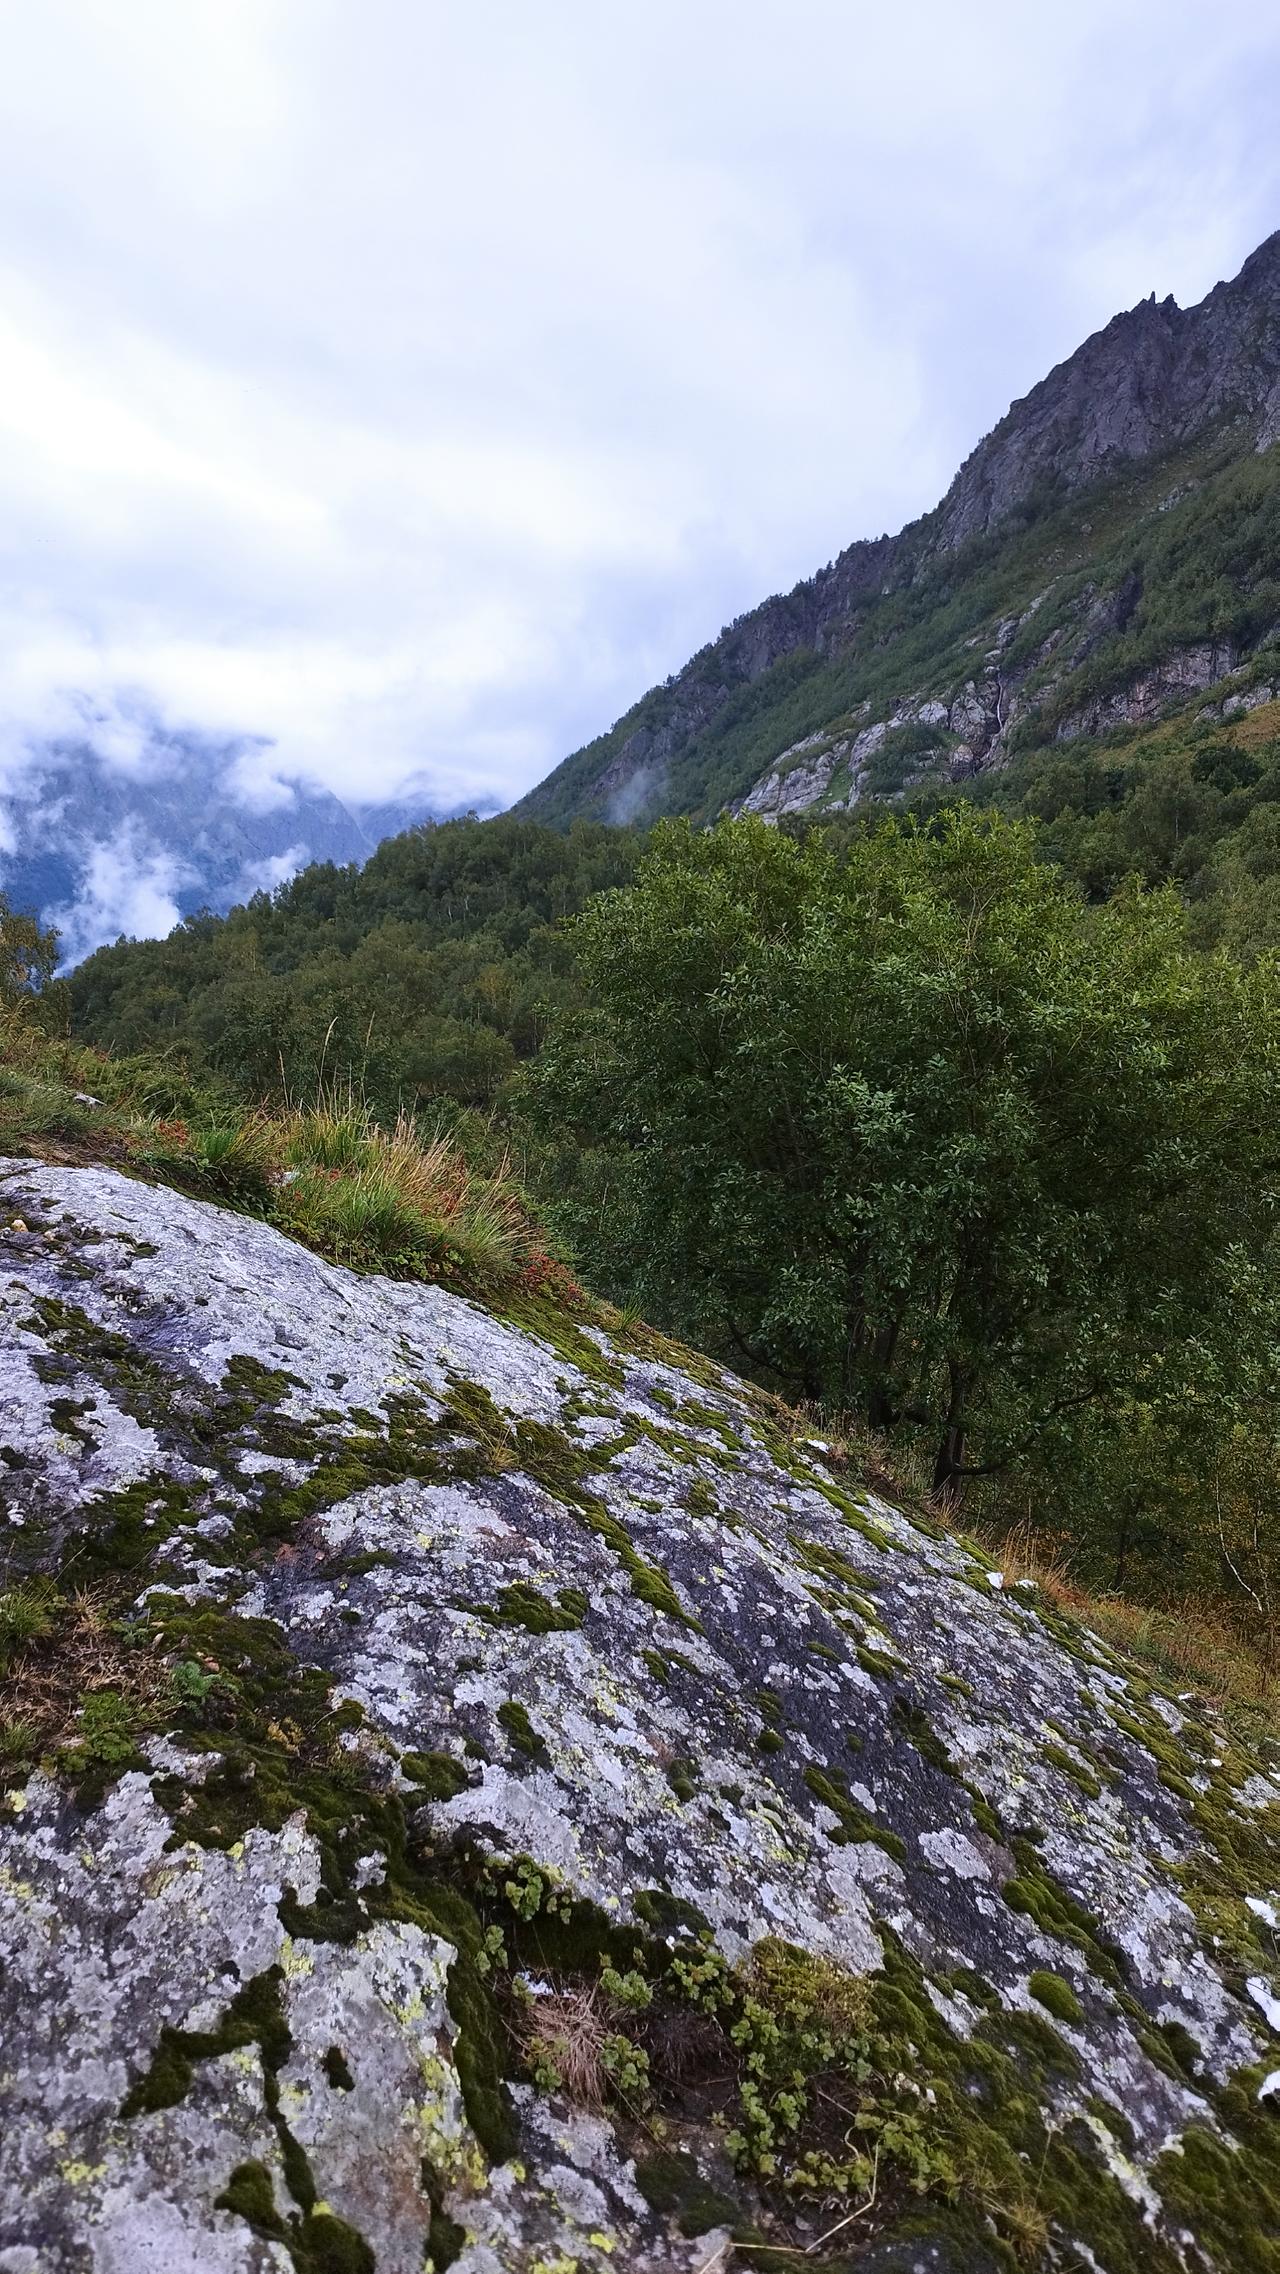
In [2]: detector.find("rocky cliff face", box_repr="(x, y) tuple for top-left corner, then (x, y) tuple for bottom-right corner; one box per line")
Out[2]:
(515, 233), (1280, 832)
(2, 1163), (1280, 2271)
(935, 232), (1280, 553)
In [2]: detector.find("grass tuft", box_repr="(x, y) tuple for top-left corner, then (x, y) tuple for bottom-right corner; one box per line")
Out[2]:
(0, 1013), (578, 1307)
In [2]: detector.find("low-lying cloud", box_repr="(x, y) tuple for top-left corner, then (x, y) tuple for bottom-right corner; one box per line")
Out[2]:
(47, 828), (197, 969)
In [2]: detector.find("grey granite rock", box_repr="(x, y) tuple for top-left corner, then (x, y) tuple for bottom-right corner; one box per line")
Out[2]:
(2, 1163), (1278, 2270)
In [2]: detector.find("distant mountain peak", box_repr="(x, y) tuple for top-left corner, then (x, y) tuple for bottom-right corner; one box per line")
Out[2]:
(0, 730), (459, 964)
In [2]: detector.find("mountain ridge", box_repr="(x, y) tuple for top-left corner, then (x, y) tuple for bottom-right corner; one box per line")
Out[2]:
(514, 231), (1280, 831)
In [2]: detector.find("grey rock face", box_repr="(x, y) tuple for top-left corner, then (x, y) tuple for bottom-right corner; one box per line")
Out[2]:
(936, 233), (1280, 552)
(2, 1164), (1279, 2270)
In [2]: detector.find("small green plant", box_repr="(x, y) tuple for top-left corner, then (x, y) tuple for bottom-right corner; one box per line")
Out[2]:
(0, 1715), (38, 1770)
(600, 2030), (650, 2099)
(60, 1689), (144, 1775)
(170, 1658), (223, 1709)
(599, 1965), (652, 2011)
(0, 1583), (55, 1668)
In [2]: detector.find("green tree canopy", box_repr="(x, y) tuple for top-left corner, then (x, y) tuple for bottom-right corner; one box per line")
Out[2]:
(530, 809), (1280, 1495)
(0, 894), (60, 1005)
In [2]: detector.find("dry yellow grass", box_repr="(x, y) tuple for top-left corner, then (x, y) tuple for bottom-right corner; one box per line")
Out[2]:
(985, 1518), (1278, 1724)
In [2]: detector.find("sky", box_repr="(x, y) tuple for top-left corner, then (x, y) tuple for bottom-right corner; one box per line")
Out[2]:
(0, 0), (1278, 919)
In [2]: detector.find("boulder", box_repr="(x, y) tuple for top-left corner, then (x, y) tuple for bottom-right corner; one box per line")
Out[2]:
(1, 1162), (1278, 2271)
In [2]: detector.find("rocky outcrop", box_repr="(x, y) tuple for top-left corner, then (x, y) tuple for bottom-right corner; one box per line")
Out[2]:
(3, 1163), (1280, 2271)
(935, 232), (1280, 553)
(734, 632), (1280, 827)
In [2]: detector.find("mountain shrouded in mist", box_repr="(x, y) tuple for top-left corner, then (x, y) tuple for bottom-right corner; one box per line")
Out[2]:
(0, 706), (485, 964)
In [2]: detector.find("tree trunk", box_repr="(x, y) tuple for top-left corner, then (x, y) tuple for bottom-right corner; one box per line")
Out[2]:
(931, 1424), (968, 1504)
(931, 1362), (969, 1504)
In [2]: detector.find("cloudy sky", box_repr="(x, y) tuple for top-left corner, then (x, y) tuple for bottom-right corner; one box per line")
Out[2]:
(0, 0), (1278, 833)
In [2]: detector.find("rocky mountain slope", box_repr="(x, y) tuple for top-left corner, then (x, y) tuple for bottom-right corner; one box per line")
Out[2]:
(2, 1161), (1279, 2271)
(515, 233), (1280, 832)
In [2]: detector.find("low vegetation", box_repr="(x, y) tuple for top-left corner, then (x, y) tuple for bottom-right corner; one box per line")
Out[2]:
(0, 939), (574, 1305)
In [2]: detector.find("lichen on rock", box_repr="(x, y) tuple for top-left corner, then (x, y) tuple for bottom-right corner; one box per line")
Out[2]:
(2, 1161), (1279, 2271)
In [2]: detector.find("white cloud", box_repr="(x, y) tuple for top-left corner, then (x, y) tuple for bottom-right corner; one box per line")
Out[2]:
(46, 828), (197, 966)
(238, 843), (310, 897)
(0, 0), (1272, 830)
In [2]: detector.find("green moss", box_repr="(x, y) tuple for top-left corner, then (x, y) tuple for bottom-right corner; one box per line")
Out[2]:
(1000, 1842), (1125, 1988)
(1154, 2100), (1280, 2274)
(136, 1596), (517, 2167)
(426, 2197), (467, 2270)
(803, 1764), (906, 1860)
(684, 1475), (719, 1519)
(633, 1887), (713, 1941)
(1156, 2017), (1202, 2081)
(892, 1695), (956, 1773)
(121, 1966), (292, 2116)
(786, 1534), (881, 1616)
(292, 2212), (377, 2274)
(968, 1789), (1004, 1840)
(1041, 1741), (1103, 1800)
(216, 2160), (285, 2236)
(947, 1966), (1000, 2012)
(401, 1749), (470, 1800)
(489, 1407), (702, 1629)
(940, 1671), (975, 1700)
(865, 1935), (1180, 2274)
(474, 1581), (588, 1633)
(123, 1956), (376, 2266)
(1028, 1970), (1084, 2025)
(1086, 2094), (1135, 2152)
(498, 1699), (549, 1762)
(48, 1394), (98, 1449)
(856, 1641), (902, 1679)
(497, 1290), (626, 1386)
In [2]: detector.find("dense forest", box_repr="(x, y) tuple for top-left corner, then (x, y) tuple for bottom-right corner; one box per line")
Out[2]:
(70, 816), (641, 1133)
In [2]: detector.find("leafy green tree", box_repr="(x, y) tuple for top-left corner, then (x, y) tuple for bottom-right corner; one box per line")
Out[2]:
(0, 893), (58, 1001)
(530, 809), (1280, 1497)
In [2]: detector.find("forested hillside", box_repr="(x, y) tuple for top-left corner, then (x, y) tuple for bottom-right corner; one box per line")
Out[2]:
(70, 816), (638, 1126)
(42, 793), (1280, 1673)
